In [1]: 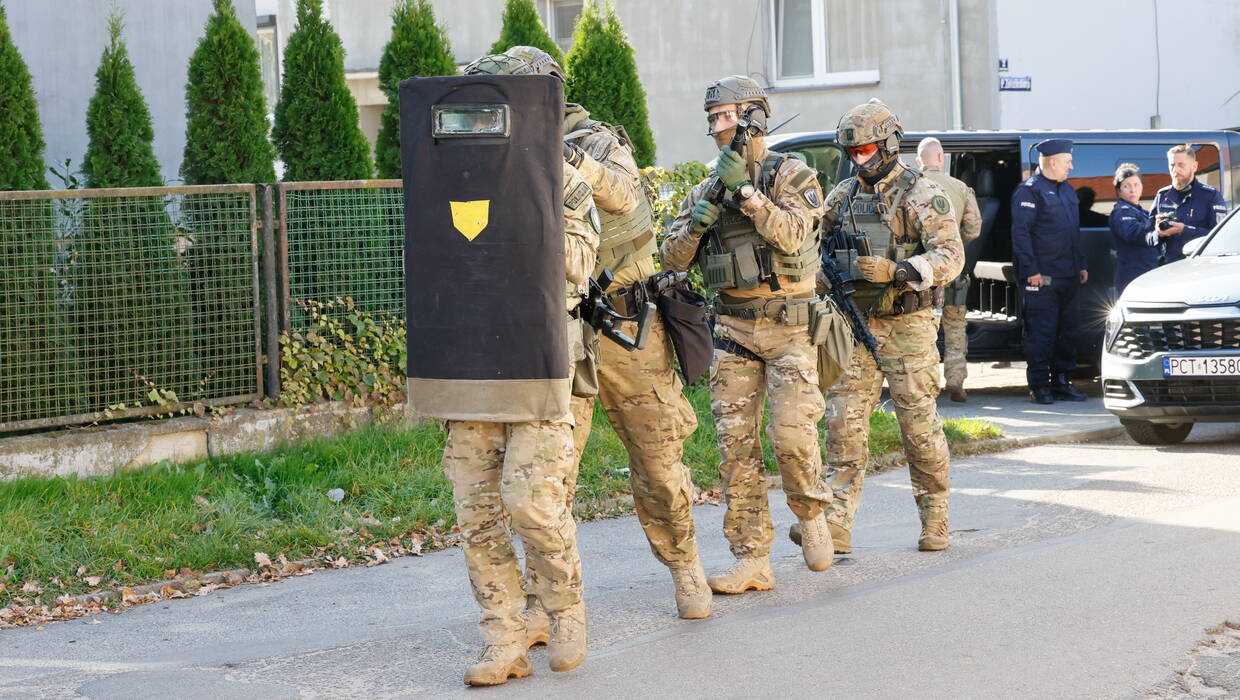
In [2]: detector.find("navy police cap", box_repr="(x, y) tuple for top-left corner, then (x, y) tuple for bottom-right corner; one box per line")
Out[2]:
(1034, 138), (1073, 156)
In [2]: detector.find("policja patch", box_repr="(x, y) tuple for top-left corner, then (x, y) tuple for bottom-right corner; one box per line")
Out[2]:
(399, 73), (571, 422)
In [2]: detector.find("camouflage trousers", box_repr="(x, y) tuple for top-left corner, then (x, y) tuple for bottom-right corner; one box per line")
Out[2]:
(711, 314), (831, 558)
(941, 304), (968, 391)
(443, 419), (582, 646)
(824, 308), (950, 532)
(568, 316), (701, 568)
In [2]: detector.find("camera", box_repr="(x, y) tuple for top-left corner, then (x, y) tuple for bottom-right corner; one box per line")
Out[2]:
(1157, 214), (1179, 231)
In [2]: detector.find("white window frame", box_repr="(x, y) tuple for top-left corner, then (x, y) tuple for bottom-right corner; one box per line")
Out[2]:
(543, 0), (583, 54)
(767, 0), (880, 91)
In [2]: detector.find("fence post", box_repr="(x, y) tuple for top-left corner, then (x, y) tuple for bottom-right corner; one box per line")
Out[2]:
(261, 184), (281, 400)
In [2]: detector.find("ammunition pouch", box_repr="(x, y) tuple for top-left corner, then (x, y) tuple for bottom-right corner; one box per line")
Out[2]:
(887, 286), (944, 316)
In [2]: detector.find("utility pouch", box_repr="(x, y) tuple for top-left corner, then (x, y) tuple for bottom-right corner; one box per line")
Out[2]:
(807, 299), (829, 344)
(835, 248), (862, 281)
(571, 318), (600, 398)
(733, 242), (762, 287)
(704, 253), (736, 289)
(780, 299), (812, 327)
(814, 296), (856, 390)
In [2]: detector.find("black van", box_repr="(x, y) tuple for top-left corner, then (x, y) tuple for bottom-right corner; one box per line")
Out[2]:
(769, 129), (1240, 367)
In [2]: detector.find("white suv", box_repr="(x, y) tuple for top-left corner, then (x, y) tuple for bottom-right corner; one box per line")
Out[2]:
(1102, 210), (1240, 444)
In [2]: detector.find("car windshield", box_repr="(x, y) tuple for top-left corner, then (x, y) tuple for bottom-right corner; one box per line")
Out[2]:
(1200, 212), (1240, 256)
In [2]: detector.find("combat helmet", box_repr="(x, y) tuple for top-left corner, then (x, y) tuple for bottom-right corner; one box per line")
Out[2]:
(836, 98), (902, 151)
(463, 46), (565, 82)
(704, 75), (771, 131)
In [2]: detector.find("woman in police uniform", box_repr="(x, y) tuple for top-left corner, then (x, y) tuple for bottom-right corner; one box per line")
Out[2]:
(1108, 163), (1161, 295)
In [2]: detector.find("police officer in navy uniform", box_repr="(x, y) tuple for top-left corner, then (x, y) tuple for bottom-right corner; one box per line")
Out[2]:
(1152, 143), (1227, 264)
(1011, 138), (1089, 405)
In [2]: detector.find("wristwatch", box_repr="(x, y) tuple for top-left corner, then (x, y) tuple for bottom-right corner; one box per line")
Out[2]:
(735, 183), (756, 201)
(893, 264), (909, 287)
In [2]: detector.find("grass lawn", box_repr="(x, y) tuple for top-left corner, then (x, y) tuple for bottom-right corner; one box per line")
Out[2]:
(0, 384), (1000, 608)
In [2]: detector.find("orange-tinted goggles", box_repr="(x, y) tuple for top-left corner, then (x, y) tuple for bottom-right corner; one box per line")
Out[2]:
(846, 143), (879, 161)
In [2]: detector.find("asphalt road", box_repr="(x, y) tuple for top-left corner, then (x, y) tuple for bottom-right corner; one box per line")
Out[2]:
(2, 422), (1238, 699)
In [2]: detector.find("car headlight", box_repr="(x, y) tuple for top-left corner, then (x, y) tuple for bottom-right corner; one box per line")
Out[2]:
(1104, 304), (1124, 349)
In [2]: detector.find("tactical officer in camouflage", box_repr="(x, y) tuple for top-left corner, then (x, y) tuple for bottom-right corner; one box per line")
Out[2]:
(663, 76), (835, 594)
(441, 53), (601, 687)
(916, 137), (982, 403)
(494, 45), (712, 640)
(811, 100), (964, 553)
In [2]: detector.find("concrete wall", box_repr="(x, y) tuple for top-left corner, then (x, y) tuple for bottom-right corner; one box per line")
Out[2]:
(310, 0), (998, 167)
(7, 0), (259, 187)
(996, 0), (1240, 130)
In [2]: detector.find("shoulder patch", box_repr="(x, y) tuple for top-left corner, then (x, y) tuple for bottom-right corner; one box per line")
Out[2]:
(565, 181), (591, 210)
(1020, 200), (1037, 209)
(802, 188), (821, 208)
(588, 206), (602, 235)
(931, 194), (951, 215)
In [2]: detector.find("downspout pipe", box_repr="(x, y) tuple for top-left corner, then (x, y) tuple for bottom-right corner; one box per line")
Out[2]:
(948, 0), (963, 130)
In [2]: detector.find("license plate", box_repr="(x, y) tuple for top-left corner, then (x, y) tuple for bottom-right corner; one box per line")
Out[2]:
(1163, 356), (1240, 377)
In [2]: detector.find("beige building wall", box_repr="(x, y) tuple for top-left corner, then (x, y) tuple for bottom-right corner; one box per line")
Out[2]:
(277, 0), (998, 165)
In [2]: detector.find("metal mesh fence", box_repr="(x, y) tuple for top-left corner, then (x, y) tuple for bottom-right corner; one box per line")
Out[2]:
(0, 185), (261, 432)
(278, 181), (405, 334)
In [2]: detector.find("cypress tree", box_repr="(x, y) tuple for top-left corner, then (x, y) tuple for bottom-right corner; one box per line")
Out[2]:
(565, 1), (655, 167)
(0, 1), (72, 423)
(181, 0), (274, 401)
(489, 0), (563, 63)
(181, 0), (276, 185)
(374, 0), (455, 179)
(76, 12), (197, 411)
(272, 0), (371, 181)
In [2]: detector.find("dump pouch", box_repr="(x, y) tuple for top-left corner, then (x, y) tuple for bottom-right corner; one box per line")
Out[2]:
(657, 283), (714, 385)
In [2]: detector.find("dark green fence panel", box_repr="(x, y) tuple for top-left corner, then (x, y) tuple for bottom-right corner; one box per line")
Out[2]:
(0, 184), (262, 433)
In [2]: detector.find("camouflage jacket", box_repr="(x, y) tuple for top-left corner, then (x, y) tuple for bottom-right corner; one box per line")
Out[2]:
(823, 162), (964, 292)
(922, 167), (981, 245)
(662, 148), (825, 299)
(563, 161), (600, 311)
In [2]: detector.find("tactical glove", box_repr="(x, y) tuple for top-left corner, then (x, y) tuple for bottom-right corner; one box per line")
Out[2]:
(857, 256), (897, 283)
(690, 199), (722, 237)
(715, 146), (751, 192)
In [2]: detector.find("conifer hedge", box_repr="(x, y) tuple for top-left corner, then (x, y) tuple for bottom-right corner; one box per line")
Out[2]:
(489, 0), (563, 63)
(374, 0), (455, 179)
(565, 1), (655, 167)
(76, 12), (197, 410)
(272, 0), (371, 181)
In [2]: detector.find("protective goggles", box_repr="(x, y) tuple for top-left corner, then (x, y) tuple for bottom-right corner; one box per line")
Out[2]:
(845, 143), (880, 161)
(706, 109), (739, 134)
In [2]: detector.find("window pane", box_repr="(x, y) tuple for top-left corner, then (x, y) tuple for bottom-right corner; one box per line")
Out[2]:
(554, 2), (583, 52)
(1063, 143), (1221, 222)
(785, 145), (844, 192)
(256, 28), (279, 113)
(824, 0), (877, 72)
(778, 0), (814, 78)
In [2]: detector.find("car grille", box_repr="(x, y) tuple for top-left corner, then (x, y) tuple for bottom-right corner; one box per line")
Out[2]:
(1134, 378), (1240, 405)
(1111, 320), (1240, 360)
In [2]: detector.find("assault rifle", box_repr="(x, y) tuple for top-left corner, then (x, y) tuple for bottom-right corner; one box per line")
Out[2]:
(822, 222), (881, 363)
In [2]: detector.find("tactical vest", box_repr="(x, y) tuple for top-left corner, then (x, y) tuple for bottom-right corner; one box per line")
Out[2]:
(564, 119), (658, 274)
(696, 153), (821, 291)
(830, 166), (923, 313)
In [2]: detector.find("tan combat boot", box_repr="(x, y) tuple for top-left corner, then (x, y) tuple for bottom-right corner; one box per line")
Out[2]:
(918, 519), (949, 551)
(669, 559), (712, 619)
(463, 643), (533, 686)
(547, 603), (587, 672)
(788, 521), (852, 554)
(521, 596), (550, 648)
(797, 515), (835, 571)
(948, 386), (967, 403)
(707, 556), (775, 594)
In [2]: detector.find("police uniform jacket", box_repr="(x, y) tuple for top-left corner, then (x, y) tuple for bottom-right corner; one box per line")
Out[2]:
(1010, 172), (1083, 279)
(1152, 179), (1226, 263)
(1108, 199), (1158, 293)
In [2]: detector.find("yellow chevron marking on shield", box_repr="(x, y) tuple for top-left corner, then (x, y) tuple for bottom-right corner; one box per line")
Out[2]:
(450, 200), (490, 241)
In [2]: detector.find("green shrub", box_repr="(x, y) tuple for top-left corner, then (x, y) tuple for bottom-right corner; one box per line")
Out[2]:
(272, 0), (371, 181)
(181, 0), (276, 185)
(374, 0), (456, 179)
(279, 298), (406, 407)
(0, 0), (49, 191)
(489, 0), (563, 62)
(565, 1), (655, 167)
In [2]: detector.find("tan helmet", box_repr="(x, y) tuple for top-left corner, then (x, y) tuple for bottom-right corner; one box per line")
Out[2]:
(502, 45), (565, 81)
(704, 75), (771, 132)
(836, 98), (902, 150)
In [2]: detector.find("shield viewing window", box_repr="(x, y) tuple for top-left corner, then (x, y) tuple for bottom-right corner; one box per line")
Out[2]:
(431, 105), (510, 138)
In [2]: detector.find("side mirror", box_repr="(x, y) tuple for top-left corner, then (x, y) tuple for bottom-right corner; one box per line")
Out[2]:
(1182, 236), (1206, 258)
